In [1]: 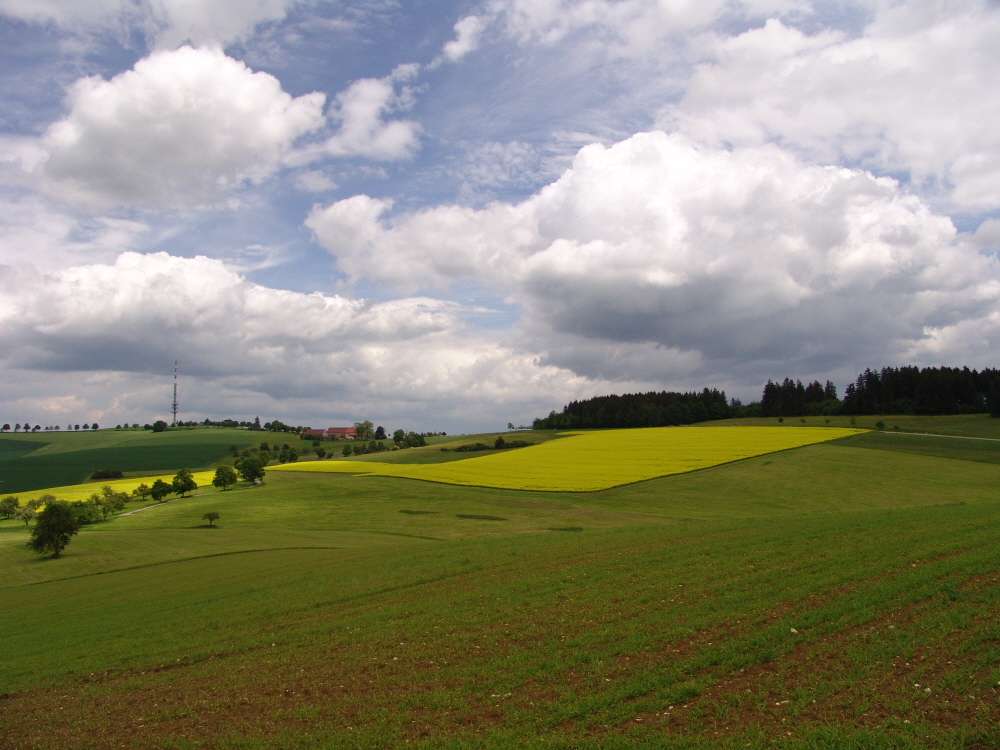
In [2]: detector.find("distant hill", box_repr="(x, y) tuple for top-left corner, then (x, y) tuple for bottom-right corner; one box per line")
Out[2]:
(0, 428), (260, 494)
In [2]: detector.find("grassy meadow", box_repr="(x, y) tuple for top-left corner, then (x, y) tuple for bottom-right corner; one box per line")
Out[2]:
(1, 422), (999, 748)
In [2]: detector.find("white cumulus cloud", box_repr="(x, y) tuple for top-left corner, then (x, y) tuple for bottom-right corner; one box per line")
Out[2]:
(0, 251), (607, 429)
(664, 2), (1000, 210)
(0, 0), (307, 48)
(307, 131), (1000, 384)
(492, 0), (799, 53)
(439, 15), (486, 63)
(315, 64), (422, 162)
(35, 46), (326, 209)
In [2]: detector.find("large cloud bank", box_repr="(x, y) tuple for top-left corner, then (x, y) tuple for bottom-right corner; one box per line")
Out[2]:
(0, 252), (602, 427)
(2, 0), (1000, 429)
(309, 132), (1000, 382)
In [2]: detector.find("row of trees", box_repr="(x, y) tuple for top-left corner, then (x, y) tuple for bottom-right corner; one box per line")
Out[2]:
(1, 423), (98, 432)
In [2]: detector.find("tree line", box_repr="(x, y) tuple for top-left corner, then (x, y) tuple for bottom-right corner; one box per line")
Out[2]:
(763, 366), (1000, 417)
(532, 365), (1000, 428)
(533, 388), (733, 429)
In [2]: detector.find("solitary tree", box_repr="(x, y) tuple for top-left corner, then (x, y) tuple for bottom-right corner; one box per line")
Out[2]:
(374, 425), (387, 440)
(212, 465), (238, 490)
(152, 420), (168, 433)
(14, 506), (35, 526)
(172, 469), (198, 497)
(234, 456), (265, 484)
(149, 479), (172, 502)
(27, 500), (80, 557)
(0, 495), (19, 519)
(1, 424), (9, 432)
(507, 422), (515, 431)
(202, 511), (220, 526)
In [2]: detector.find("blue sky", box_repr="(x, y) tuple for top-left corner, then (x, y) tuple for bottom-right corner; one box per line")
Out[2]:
(1, 0), (999, 433)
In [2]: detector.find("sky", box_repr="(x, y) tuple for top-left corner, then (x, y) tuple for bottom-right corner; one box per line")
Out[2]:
(1, 0), (999, 433)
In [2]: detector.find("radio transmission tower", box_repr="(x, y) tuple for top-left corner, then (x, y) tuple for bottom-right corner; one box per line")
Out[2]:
(171, 361), (179, 426)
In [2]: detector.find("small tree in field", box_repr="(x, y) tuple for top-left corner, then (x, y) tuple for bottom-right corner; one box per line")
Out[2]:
(172, 468), (198, 497)
(150, 479), (172, 502)
(132, 483), (151, 502)
(234, 456), (265, 484)
(0, 495), (19, 519)
(212, 465), (238, 490)
(14, 506), (35, 526)
(202, 511), (220, 526)
(28, 500), (80, 557)
(97, 491), (127, 519)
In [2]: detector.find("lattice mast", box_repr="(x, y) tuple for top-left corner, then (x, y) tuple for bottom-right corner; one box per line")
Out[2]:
(171, 361), (178, 426)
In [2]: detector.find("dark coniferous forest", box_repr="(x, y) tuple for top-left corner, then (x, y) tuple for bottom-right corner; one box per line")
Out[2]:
(533, 366), (1000, 429)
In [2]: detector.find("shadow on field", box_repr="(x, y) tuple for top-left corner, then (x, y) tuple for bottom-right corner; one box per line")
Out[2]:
(190, 524), (220, 529)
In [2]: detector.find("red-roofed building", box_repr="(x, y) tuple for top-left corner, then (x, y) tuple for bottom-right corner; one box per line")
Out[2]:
(301, 426), (357, 440)
(326, 427), (356, 440)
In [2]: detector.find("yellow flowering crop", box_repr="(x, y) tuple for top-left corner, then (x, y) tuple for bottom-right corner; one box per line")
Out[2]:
(272, 426), (863, 492)
(21, 471), (216, 504)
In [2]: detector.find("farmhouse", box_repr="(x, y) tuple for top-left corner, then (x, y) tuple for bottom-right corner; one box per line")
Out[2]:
(304, 426), (358, 440)
(327, 427), (357, 440)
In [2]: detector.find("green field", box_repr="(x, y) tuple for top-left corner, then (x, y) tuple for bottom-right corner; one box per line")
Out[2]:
(712, 412), (1000, 438)
(0, 428), (264, 494)
(1, 423), (999, 748)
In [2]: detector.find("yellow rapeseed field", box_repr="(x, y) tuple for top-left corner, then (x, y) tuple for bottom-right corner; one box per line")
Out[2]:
(18, 471), (216, 504)
(272, 426), (863, 492)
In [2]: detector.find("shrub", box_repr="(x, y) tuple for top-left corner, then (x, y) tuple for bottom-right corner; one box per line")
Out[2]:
(875, 421), (886, 430)
(455, 443), (491, 452)
(90, 469), (123, 480)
